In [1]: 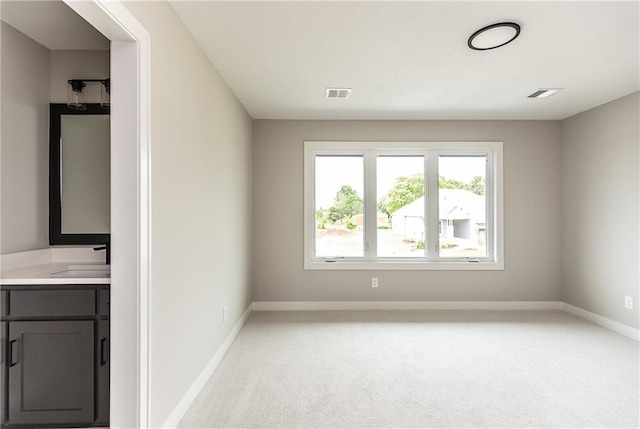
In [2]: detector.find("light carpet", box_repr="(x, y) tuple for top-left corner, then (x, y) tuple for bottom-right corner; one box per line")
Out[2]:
(178, 310), (639, 428)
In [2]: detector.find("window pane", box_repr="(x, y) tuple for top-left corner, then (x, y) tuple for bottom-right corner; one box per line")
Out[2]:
(315, 156), (364, 257)
(438, 156), (487, 258)
(377, 156), (425, 257)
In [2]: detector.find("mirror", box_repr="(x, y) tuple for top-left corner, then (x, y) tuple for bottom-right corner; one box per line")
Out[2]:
(49, 104), (110, 245)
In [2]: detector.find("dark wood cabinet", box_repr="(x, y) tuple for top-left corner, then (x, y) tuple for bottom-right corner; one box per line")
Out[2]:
(1, 285), (109, 428)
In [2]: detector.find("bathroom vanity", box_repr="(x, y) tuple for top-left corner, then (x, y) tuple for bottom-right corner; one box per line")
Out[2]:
(1, 261), (110, 428)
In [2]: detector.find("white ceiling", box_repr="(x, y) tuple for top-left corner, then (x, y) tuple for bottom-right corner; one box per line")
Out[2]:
(1, 0), (109, 50)
(170, 1), (639, 120)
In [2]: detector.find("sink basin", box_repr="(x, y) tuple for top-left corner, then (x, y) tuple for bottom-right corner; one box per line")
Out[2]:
(50, 265), (111, 278)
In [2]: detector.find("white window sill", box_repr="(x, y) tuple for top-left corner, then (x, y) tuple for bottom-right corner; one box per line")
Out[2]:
(304, 260), (504, 270)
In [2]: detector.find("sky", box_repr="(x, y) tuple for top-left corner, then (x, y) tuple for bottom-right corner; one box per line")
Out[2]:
(315, 155), (485, 209)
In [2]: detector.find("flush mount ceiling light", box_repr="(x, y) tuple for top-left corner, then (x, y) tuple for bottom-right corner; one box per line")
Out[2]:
(528, 88), (563, 98)
(468, 22), (521, 51)
(325, 88), (351, 99)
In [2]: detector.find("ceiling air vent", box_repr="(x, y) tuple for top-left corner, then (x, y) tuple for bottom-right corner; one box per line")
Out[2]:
(528, 88), (562, 98)
(325, 88), (351, 99)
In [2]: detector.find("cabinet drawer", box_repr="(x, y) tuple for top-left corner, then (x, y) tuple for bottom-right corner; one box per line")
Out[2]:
(9, 290), (95, 317)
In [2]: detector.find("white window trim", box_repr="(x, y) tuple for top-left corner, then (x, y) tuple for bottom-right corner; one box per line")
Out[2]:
(304, 141), (504, 270)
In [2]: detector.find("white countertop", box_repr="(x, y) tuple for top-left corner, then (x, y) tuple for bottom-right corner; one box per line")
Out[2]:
(1, 262), (111, 285)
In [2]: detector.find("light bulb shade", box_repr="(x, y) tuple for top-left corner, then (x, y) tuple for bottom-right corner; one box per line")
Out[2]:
(100, 79), (110, 109)
(67, 79), (87, 111)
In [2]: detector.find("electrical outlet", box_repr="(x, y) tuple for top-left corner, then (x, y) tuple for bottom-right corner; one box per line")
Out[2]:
(372, 277), (379, 288)
(625, 296), (634, 310)
(223, 305), (228, 322)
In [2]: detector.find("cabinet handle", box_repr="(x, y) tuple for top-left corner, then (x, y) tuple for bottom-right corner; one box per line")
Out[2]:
(100, 338), (108, 365)
(9, 339), (19, 366)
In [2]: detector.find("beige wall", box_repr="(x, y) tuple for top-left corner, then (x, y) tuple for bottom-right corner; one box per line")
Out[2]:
(561, 92), (639, 329)
(253, 120), (562, 302)
(0, 22), (50, 254)
(0, 26), (111, 256)
(123, 2), (253, 427)
(50, 50), (110, 103)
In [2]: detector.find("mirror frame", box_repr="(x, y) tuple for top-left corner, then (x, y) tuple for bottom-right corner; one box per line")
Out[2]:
(49, 103), (110, 245)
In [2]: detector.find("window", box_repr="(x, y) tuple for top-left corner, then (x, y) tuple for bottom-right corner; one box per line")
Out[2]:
(304, 141), (503, 270)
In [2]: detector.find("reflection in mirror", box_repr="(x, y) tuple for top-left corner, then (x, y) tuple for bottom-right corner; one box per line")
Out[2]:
(50, 104), (110, 245)
(61, 115), (110, 233)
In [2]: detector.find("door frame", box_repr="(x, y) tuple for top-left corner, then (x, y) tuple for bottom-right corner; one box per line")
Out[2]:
(62, 1), (151, 428)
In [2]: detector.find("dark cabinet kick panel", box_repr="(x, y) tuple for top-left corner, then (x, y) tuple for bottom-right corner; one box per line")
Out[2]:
(1, 285), (109, 428)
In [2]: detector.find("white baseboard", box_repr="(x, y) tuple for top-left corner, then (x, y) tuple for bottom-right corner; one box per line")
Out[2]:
(252, 301), (563, 311)
(162, 304), (253, 429)
(253, 301), (638, 341)
(562, 303), (639, 341)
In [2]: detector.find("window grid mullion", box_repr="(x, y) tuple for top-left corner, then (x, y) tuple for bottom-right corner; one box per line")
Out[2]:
(426, 152), (439, 261)
(485, 154), (494, 260)
(363, 152), (377, 260)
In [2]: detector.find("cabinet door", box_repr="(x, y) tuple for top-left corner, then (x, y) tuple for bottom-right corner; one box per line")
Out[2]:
(95, 320), (110, 425)
(8, 321), (94, 426)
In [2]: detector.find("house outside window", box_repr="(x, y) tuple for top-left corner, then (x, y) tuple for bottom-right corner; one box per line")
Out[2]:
(304, 141), (503, 270)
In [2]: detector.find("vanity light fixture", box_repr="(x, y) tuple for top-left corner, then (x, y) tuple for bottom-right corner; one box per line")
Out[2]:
(468, 22), (521, 51)
(67, 79), (87, 110)
(67, 78), (110, 111)
(100, 78), (110, 109)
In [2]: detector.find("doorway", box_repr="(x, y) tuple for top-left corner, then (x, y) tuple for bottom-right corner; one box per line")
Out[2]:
(62, 1), (151, 427)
